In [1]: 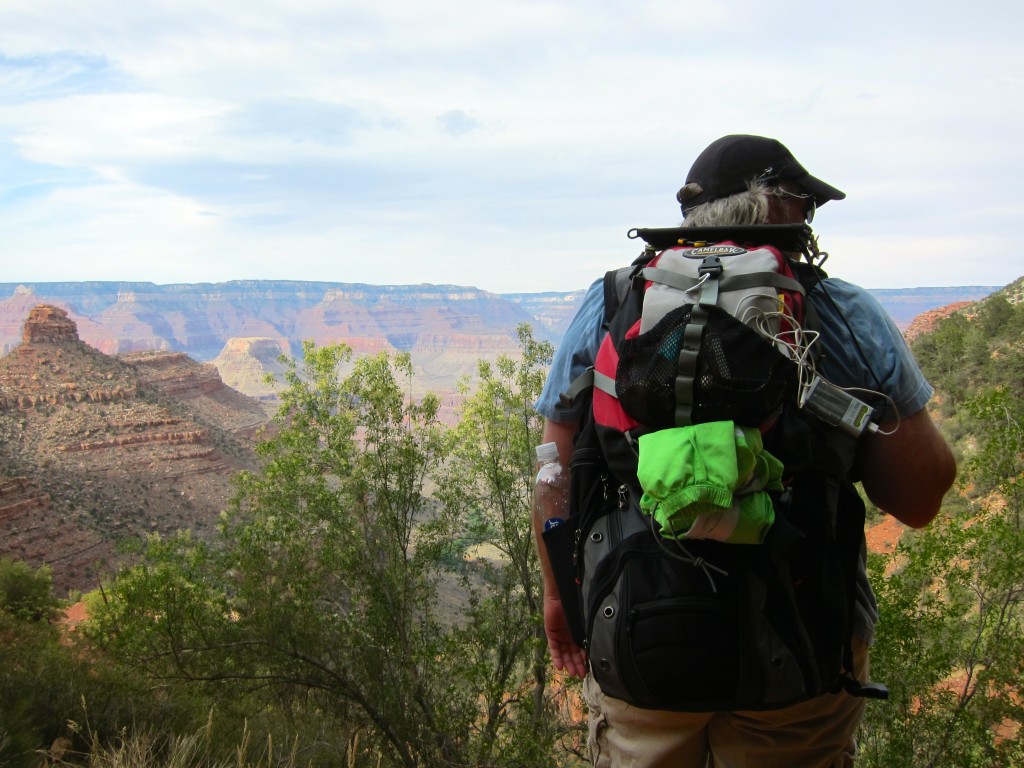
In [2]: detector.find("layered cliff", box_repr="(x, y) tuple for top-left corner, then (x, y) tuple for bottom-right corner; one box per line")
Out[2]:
(0, 305), (268, 594)
(0, 281), (1002, 412)
(0, 281), (569, 360)
(0, 281), (583, 407)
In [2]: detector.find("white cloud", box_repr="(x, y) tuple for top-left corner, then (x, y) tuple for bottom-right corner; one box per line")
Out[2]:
(0, 0), (1022, 292)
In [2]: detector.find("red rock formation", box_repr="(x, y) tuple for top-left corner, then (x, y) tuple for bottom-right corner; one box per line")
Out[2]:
(209, 337), (290, 401)
(0, 305), (268, 594)
(904, 301), (975, 342)
(123, 349), (272, 434)
(21, 304), (80, 345)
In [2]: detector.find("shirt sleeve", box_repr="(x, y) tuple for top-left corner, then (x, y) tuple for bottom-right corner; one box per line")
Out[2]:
(535, 278), (608, 422)
(808, 278), (933, 422)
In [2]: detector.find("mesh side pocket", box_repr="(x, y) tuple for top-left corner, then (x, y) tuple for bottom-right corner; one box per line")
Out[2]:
(616, 304), (795, 428)
(692, 307), (794, 425)
(616, 304), (694, 429)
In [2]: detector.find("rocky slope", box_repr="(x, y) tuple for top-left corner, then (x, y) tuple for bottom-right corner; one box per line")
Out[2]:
(903, 302), (976, 342)
(0, 305), (269, 595)
(209, 338), (291, 401)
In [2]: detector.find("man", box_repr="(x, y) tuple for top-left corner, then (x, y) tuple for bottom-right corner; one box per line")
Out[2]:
(533, 135), (957, 767)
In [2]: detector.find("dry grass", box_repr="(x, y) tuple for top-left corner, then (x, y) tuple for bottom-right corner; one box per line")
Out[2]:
(40, 714), (309, 768)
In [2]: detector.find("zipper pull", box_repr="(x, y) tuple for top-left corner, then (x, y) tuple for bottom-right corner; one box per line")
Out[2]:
(618, 484), (628, 509)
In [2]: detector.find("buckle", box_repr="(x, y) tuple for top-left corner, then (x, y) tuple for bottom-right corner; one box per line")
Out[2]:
(699, 255), (724, 277)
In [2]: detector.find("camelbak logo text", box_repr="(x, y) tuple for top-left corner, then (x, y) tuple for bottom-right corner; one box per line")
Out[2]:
(685, 245), (747, 258)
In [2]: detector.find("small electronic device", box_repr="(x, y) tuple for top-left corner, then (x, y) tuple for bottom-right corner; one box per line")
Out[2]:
(800, 376), (876, 438)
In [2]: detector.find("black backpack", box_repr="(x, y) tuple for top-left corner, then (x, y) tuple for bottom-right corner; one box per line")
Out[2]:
(542, 224), (888, 711)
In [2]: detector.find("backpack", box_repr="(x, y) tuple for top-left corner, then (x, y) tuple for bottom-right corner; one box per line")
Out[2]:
(542, 223), (888, 712)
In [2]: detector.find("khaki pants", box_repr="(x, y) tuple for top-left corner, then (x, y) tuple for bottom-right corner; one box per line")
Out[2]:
(584, 639), (869, 768)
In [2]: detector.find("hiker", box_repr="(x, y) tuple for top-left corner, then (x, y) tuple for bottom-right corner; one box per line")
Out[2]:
(533, 134), (956, 767)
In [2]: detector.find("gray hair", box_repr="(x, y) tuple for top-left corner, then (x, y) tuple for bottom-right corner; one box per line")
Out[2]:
(679, 181), (820, 260)
(681, 180), (772, 227)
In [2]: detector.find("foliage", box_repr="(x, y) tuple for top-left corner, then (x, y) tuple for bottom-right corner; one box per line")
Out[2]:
(860, 383), (1024, 765)
(0, 604), (73, 767)
(430, 324), (585, 764)
(43, 715), (308, 768)
(0, 557), (62, 621)
(88, 336), (579, 767)
(0, 570), (211, 768)
(912, 293), (1024, 414)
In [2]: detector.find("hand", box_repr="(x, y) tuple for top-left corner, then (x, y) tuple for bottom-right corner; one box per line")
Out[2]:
(544, 591), (588, 679)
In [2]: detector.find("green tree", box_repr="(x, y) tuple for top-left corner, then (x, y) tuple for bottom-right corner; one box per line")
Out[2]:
(431, 324), (584, 765)
(912, 313), (975, 407)
(977, 295), (1019, 338)
(90, 341), (575, 767)
(913, 292), (1024, 414)
(860, 387), (1024, 767)
(0, 562), (207, 768)
(0, 562), (69, 766)
(0, 557), (60, 622)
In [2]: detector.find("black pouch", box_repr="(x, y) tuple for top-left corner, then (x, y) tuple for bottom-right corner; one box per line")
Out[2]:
(541, 519), (584, 646)
(583, 490), (830, 712)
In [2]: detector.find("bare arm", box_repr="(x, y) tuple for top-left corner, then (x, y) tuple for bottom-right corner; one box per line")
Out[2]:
(857, 407), (957, 528)
(534, 418), (588, 678)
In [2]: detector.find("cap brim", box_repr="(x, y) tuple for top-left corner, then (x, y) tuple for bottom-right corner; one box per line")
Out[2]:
(799, 174), (846, 206)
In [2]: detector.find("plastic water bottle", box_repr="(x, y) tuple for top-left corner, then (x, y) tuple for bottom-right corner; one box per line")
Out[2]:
(533, 441), (568, 531)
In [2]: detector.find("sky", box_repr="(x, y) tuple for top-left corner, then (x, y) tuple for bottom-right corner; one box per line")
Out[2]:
(0, 1), (1021, 294)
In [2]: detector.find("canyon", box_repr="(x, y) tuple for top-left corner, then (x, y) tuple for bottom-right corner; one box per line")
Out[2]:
(0, 281), (998, 403)
(0, 280), (1002, 595)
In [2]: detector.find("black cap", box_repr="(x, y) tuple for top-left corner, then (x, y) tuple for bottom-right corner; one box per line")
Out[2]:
(677, 134), (846, 213)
